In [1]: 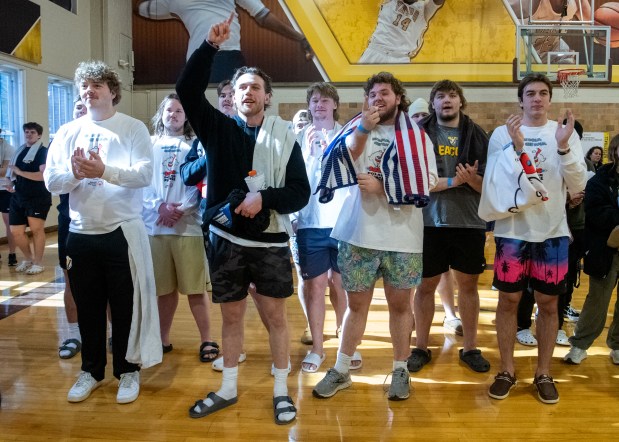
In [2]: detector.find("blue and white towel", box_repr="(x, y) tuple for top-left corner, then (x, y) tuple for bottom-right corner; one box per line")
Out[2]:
(316, 111), (431, 207)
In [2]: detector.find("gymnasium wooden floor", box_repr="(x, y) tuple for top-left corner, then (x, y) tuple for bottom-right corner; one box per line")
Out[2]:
(0, 232), (618, 441)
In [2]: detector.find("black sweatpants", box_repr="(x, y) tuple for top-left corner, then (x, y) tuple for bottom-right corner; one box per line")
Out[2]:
(67, 227), (140, 380)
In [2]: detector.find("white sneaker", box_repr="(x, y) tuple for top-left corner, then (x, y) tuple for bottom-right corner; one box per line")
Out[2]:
(516, 329), (537, 346)
(556, 330), (570, 346)
(116, 371), (140, 404)
(67, 371), (102, 403)
(610, 350), (619, 365)
(564, 346), (587, 365)
(212, 352), (247, 372)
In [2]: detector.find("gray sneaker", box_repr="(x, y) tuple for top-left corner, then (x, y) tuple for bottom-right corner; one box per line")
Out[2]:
(564, 346), (587, 365)
(387, 367), (410, 401)
(312, 368), (352, 398)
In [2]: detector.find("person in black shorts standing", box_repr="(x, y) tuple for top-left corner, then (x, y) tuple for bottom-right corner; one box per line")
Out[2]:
(177, 16), (310, 424)
(0, 128), (17, 265)
(8, 122), (52, 275)
(409, 80), (490, 374)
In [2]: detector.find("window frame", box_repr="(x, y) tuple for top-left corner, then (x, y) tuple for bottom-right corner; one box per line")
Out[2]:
(0, 63), (24, 147)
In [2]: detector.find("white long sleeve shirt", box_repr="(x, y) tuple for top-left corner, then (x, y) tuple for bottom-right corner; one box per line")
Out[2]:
(142, 135), (201, 236)
(44, 112), (153, 234)
(482, 120), (587, 242)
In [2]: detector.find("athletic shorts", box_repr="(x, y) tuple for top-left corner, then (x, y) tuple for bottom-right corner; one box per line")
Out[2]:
(9, 196), (51, 225)
(422, 227), (486, 278)
(296, 228), (340, 280)
(0, 191), (12, 213)
(337, 241), (422, 292)
(149, 235), (211, 296)
(207, 232), (294, 303)
(492, 236), (569, 296)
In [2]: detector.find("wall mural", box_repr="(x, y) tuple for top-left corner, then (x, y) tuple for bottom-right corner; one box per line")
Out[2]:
(0, 0), (41, 64)
(132, 0), (619, 84)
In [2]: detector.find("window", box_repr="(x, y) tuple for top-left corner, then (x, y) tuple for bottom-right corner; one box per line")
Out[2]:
(0, 64), (23, 147)
(48, 78), (75, 140)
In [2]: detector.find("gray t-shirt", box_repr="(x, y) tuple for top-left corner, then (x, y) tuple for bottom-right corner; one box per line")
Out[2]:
(423, 125), (485, 229)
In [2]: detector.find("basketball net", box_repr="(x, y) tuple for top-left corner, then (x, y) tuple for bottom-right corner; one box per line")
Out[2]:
(557, 69), (585, 99)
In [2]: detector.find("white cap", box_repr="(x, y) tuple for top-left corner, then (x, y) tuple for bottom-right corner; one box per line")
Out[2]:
(408, 98), (429, 117)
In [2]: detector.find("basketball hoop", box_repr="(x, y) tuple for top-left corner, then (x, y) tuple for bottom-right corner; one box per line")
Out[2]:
(557, 68), (585, 98)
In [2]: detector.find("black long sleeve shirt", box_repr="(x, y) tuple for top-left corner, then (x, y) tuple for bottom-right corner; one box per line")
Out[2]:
(177, 41), (309, 243)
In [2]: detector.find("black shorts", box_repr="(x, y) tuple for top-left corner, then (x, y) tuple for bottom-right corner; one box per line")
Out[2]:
(422, 227), (486, 278)
(0, 190), (12, 213)
(9, 196), (51, 225)
(207, 232), (294, 303)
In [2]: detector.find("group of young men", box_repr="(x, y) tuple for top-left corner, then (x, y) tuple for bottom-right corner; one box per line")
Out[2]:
(45, 12), (589, 425)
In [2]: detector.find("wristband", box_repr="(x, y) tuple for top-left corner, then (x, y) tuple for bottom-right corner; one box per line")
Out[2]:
(357, 124), (370, 134)
(207, 40), (220, 49)
(557, 148), (570, 156)
(447, 177), (453, 188)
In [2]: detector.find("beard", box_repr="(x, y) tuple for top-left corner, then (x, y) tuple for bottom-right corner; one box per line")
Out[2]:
(378, 104), (398, 123)
(438, 109), (459, 122)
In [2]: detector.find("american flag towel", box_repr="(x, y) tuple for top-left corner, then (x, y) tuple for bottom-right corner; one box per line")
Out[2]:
(316, 111), (431, 207)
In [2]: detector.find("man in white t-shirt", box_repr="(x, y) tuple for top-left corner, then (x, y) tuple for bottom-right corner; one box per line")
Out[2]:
(143, 94), (216, 362)
(136, 0), (311, 82)
(480, 73), (587, 404)
(359, 0), (444, 64)
(293, 83), (347, 374)
(313, 72), (438, 401)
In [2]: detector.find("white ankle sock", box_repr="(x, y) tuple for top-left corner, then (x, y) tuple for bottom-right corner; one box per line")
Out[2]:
(273, 367), (289, 397)
(273, 368), (295, 423)
(393, 360), (408, 371)
(68, 322), (81, 341)
(334, 351), (352, 374)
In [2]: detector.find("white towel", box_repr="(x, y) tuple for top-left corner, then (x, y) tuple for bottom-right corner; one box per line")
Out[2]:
(478, 142), (549, 222)
(252, 115), (296, 236)
(122, 218), (162, 369)
(7, 141), (42, 181)
(316, 111), (432, 207)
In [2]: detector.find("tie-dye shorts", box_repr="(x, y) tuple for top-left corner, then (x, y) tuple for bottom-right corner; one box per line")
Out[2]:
(492, 236), (569, 295)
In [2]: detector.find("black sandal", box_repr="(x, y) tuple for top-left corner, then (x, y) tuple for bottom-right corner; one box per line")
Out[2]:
(273, 395), (297, 425)
(59, 338), (81, 359)
(199, 341), (220, 362)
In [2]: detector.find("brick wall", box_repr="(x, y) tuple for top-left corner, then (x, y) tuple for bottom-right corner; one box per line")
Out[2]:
(279, 101), (619, 134)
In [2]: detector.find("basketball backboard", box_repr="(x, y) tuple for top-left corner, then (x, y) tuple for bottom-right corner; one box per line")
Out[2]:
(503, 0), (595, 25)
(514, 24), (612, 82)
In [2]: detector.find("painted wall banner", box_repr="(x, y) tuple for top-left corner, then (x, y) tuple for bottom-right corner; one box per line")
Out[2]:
(132, 0), (619, 84)
(0, 0), (42, 64)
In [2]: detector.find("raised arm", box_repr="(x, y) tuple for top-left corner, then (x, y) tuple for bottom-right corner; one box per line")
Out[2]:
(253, 9), (313, 60)
(176, 15), (234, 147)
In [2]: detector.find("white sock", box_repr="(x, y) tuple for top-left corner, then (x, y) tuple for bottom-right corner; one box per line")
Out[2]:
(273, 368), (289, 397)
(393, 360), (408, 371)
(206, 366), (237, 406)
(334, 351), (352, 374)
(68, 322), (81, 341)
(273, 368), (295, 423)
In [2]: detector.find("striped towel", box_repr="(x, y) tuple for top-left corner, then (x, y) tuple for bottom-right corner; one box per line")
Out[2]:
(316, 111), (431, 207)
